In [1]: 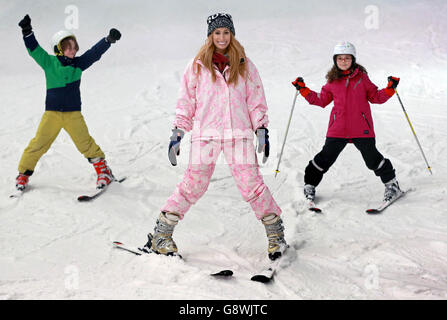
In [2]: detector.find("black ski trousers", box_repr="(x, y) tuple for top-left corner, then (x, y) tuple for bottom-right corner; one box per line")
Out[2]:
(304, 137), (395, 187)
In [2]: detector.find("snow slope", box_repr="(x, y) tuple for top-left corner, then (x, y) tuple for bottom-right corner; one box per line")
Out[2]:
(1, 0), (446, 300)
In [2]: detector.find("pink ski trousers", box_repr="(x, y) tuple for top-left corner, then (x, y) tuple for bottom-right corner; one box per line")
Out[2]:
(161, 139), (281, 220)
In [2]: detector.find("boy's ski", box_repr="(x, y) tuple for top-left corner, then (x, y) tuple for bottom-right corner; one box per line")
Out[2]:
(366, 189), (411, 214)
(10, 189), (25, 199)
(77, 177), (126, 202)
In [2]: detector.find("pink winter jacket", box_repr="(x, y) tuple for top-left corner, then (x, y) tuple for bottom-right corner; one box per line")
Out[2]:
(173, 57), (269, 141)
(305, 67), (392, 139)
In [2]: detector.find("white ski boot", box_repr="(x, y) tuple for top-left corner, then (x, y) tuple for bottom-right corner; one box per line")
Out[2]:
(143, 212), (180, 256)
(383, 178), (403, 202)
(261, 214), (288, 261)
(304, 184), (316, 201)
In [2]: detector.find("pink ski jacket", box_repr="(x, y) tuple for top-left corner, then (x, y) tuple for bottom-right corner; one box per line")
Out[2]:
(304, 67), (392, 139)
(173, 57), (269, 141)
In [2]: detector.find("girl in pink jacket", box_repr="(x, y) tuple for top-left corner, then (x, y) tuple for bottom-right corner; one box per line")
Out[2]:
(293, 42), (403, 205)
(142, 13), (287, 260)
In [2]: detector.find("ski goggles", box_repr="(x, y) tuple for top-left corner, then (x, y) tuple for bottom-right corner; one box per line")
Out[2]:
(207, 13), (233, 25)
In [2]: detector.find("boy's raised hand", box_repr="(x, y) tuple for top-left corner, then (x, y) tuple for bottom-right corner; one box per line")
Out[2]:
(106, 28), (121, 43)
(18, 14), (32, 36)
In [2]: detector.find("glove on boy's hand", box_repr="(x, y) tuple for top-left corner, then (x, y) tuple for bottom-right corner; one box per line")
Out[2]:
(18, 14), (33, 36)
(256, 127), (270, 164)
(168, 128), (185, 166)
(106, 28), (121, 43)
(292, 77), (310, 97)
(385, 76), (400, 96)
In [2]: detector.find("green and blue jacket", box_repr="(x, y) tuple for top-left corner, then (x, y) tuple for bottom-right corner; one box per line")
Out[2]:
(23, 32), (111, 111)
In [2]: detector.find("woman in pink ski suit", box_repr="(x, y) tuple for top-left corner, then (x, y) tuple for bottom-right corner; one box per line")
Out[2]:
(293, 42), (403, 206)
(143, 13), (287, 260)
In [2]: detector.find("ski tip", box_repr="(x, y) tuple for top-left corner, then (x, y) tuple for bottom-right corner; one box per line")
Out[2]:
(10, 189), (25, 198)
(77, 195), (91, 202)
(251, 275), (272, 283)
(117, 177), (127, 183)
(113, 241), (124, 245)
(211, 270), (233, 277)
(309, 207), (322, 213)
(366, 209), (381, 214)
(166, 252), (183, 259)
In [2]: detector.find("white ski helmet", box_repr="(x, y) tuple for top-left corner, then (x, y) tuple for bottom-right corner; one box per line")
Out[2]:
(51, 30), (77, 55)
(333, 41), (356, 68)
(333, 41), (356, 58)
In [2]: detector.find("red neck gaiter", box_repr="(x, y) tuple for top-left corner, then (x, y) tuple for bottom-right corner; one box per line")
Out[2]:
(212, 52), (229, 73)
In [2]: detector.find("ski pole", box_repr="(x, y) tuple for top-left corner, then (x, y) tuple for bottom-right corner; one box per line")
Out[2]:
(394, 88), (432, 175)
(275, 89), (300, 178)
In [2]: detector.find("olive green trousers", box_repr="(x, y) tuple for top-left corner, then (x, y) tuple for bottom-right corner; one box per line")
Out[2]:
(18, 111), (105, 173)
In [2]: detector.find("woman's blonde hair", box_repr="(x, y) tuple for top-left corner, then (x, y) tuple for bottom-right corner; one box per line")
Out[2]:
(194, 32), (247, 85)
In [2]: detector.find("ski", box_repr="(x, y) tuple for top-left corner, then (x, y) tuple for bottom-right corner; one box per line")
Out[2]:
(251, 256), (282, 283)
(366, 189), (411, 214)
(77, 177), (126, 202)
(210, 270), (233, 277)
(307, 200), (322, 213)
(114, 241), (231, 278)
(112, 238), (183, 259)
(113, 241), (143, 256)
(211, 262), (279, 281)
(250, 245), (289, 283)
(10, 189), (25, 199)
(114, 239), (282, 282)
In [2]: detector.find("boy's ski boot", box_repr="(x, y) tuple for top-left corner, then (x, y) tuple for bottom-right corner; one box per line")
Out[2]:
(15, 173), (30, 191)
(90, 158), (114, 189)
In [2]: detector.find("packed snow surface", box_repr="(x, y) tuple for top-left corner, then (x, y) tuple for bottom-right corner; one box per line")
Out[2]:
(1, 0), (446, 299)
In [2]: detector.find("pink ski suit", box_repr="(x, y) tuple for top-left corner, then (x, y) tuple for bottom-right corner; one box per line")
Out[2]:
(304, 68), (393, 138)
(161, 58), (281, 219)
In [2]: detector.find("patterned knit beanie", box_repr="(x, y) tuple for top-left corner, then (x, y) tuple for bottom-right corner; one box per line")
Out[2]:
(207, 13), (235, 36)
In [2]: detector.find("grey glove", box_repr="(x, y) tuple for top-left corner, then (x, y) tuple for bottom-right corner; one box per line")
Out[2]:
(256, 127), (270, 164)
(168, 128), (185, 166)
